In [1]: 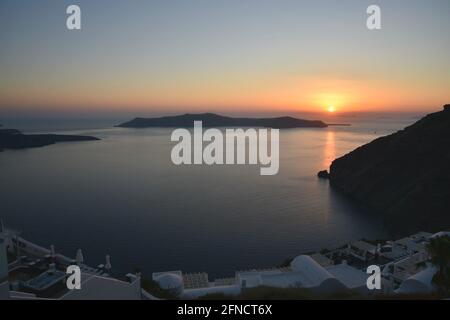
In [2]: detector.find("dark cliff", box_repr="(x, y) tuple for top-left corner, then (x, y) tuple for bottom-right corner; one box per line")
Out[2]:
(329, 105), (450, 234)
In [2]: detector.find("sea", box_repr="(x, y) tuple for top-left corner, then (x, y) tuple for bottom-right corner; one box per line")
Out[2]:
(0, 112), (424, 278)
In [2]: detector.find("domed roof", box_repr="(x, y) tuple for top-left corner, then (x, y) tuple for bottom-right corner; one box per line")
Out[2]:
(397, 266), (437, 294)
(289, 255), (346, 293)
(155, 273), (184, 290)
(291, 255), (335, 282)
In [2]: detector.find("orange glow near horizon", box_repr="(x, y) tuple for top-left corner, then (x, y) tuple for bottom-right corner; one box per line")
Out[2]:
(1, 72), (448, 115)
(1, 54), (449, 116)
(312, 92), (347, 113)
(0, 80), (445, 116)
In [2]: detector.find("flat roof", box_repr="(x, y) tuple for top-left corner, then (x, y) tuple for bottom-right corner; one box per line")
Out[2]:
(350, 240), (377, 253)
(310, 253), (333, 266)
(327, 264), (368, 289)
(61, 273), (140, 300)
(183, 273), (209, 289)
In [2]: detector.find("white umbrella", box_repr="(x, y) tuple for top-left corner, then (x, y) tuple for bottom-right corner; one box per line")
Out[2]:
(76, 249), (84, 265)
(105, 255), (112, 270)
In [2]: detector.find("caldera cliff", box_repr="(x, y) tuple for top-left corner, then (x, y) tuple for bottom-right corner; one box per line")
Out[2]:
(328, 105), (450, 235)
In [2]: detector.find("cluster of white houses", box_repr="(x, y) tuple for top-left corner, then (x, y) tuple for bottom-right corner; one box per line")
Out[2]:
(152, 231), (449, 299)
(1, 221), (449, 300)
(0, 223), (152, 300)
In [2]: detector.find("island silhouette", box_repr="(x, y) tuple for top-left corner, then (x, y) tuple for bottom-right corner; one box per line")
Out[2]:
(0, 126), (99, 152)
(117, 113), (328, 129)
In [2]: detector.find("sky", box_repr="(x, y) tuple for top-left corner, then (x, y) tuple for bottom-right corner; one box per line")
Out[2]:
(1, 0), (449, 117)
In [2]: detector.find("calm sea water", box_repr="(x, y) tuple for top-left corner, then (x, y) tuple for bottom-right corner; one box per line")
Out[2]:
(0, 113), (422, 278)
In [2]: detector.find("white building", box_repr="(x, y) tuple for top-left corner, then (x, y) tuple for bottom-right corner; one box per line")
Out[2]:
(310, 253), (334, 267)
(381, 232), (433, 261)
(156, 231), (450, 299)
(347, 240), (377, 261)
(152, 271), (184, 294)
(0, 235), (9, 300)
(58, 273), (142, 300)
(7, 270), (143, 300)
(326, 262), (371, 293)
(157, 255), (372, 299)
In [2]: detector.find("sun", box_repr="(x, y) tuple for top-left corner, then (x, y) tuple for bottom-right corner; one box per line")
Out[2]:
(327, 106), (336, 113)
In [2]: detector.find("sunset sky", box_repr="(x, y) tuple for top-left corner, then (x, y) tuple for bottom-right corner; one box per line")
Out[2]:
(1, 0), (449, 116)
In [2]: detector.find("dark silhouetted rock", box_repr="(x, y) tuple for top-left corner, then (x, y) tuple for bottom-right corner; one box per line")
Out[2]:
(0, 128), (22, 135)
(329, 105), (450, 235)
(317, 170), (330, 179)
(117, 113), (327, 129)
(0, 128), (100, 152)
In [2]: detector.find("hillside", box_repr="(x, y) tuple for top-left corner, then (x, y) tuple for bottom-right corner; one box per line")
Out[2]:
(328, 105), (450, 234)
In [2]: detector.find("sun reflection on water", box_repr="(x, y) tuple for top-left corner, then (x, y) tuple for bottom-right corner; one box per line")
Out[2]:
(324, 130), (336, 169)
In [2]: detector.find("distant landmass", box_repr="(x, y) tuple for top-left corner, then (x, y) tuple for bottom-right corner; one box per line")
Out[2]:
(325, 105), (450, 235)
(0, 126), (99, 152)
(117, 113), (328, 129)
